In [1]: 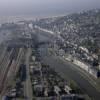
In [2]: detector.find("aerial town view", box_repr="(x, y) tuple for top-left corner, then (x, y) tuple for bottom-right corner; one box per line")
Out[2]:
(0, 0), (100, 100)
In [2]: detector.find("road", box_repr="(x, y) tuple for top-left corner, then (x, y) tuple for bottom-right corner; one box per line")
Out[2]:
(24, 48), (33, 100)
(41, 55), (100, 100)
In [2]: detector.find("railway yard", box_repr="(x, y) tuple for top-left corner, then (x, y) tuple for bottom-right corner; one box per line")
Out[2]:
(0, 45), (27, 98)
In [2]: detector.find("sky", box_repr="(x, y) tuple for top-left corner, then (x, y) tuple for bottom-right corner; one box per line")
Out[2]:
(0, 0), (100, 17)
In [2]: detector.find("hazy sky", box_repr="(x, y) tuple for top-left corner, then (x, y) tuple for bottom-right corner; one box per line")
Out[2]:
(0, 0), (100, 17)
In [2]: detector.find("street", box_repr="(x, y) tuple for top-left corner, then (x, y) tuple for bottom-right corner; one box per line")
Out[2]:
(24, 48), (33, 100)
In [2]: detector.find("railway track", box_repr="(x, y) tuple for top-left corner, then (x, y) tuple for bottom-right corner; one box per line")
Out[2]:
(0, 47), (26, 94)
